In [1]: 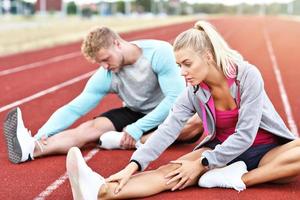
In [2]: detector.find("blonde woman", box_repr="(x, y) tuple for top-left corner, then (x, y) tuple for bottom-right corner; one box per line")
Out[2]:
(66, 21), (299, 200)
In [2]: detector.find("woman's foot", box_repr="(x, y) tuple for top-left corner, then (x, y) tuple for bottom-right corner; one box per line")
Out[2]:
(66, 147), (105, 200)
(198, 161), (248, 192)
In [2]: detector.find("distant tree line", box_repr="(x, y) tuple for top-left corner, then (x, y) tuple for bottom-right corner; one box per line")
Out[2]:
(2, 0), (300, 16)
(65, 0), (300, 16)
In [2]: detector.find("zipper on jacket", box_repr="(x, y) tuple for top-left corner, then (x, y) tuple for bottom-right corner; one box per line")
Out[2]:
(206, 102), (216, 139)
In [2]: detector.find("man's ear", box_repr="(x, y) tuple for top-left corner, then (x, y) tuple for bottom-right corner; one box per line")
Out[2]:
(113, 39), (121, 48)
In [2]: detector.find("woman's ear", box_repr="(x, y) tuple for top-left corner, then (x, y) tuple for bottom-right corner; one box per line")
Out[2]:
(202, 51), (214, 65)
(204, 51), (214, 62)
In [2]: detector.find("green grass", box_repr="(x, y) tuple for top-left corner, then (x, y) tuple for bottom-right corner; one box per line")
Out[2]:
(0, 15), (199, 56)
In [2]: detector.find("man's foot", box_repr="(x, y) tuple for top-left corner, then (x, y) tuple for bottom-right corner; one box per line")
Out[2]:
(3, 107), (35, 163)
(198, 161), (248, 192)
(99, 131), (124, 149)
(99, 131), (143, 150)
(66, 147), (105, 200)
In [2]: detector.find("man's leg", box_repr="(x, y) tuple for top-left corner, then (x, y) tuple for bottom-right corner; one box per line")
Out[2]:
(4, 107), (143, 163)
(176, 113), (203, 143)
(34, 117), (115, 158)
(140, 113), (203, 144)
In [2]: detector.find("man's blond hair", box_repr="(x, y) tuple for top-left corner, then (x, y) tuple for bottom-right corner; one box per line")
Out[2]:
(81, 26), (120, 63)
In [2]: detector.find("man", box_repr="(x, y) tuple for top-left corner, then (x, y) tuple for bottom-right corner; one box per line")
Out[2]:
(3, 26), (202, 164)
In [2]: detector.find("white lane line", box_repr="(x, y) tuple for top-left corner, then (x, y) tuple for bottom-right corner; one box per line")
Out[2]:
(263, 28), (299, 136)
(33, 148), (100, 200)
(0, 22), (195, 77)
(0, 32), (148, 77)
(0, 70), (96, 113)
(0, 32), (159, 77)
(0, 51), (81, 77)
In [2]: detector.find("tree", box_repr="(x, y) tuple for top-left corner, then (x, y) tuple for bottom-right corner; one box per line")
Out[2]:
(67, 1), (77, 15)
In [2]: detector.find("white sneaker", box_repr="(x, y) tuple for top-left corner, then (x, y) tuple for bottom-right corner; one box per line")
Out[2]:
(3, 107), (35, 163)
(99, 131), (143, 150)
(67, 147), (105, 200)
(198, 161), (248, 192)
(99, 131), (124, 149)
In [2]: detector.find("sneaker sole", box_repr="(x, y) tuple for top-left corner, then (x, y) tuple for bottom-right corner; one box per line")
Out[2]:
(3, 108), (22, 164)
(67, 147), (85, 200)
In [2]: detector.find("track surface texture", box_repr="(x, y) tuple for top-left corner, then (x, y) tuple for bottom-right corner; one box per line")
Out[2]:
(0, 16), (299, 200)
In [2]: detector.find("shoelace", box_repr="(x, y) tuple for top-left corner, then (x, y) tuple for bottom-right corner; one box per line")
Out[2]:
(28, 129), (32, 137)
(30, 130), (45, 153)
(35, 140), (44, 152)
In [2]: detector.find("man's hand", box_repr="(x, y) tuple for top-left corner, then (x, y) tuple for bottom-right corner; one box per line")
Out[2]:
(40, 135), (48, 145)
(120, 131), (136, 149)
(106, 162), (139, 194)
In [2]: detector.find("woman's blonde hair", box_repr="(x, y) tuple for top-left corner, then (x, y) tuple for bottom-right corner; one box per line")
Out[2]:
(173, 20), (243, 78)
(81, 26), (121, 63)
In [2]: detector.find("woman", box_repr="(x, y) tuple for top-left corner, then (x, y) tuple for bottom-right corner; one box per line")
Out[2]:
(66, 20), (299, 200)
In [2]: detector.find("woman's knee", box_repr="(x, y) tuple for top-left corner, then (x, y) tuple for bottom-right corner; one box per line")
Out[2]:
(285, 138), (300, 149)
(294, 138), (300, 146)
(156, 163), (181, 176)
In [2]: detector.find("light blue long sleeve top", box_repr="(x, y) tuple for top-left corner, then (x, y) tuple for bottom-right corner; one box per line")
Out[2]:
(34, 40), (185, 141)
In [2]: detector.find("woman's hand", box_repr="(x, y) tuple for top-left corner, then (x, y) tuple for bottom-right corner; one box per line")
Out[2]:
(165, 159), (205, 191)
(106, 162), (139, 194)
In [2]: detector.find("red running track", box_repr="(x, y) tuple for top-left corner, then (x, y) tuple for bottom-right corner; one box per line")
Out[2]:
(0, 17), (299, 200)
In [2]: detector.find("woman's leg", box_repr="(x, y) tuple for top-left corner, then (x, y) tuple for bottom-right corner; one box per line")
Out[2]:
(100, 164), (184, 199)
(99, 147), (209, 200)
(242, 138), (300, 186)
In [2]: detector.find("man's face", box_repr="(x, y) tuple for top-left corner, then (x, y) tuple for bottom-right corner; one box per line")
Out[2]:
(94, 41), (124, 72)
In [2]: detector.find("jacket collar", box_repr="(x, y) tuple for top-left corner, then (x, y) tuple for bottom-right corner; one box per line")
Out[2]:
(195, 76), (237, 104)
(194, 61), (249, 103)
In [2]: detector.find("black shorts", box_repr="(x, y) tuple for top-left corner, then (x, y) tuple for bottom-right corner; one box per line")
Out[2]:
(202, 139), (279, 170)
(98, 107), (156, 133)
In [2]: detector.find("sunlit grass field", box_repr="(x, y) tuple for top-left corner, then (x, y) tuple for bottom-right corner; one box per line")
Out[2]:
(0, 15), (200, 56)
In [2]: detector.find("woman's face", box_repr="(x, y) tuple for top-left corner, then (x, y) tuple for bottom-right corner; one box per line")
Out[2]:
(175, 48), (210, 86)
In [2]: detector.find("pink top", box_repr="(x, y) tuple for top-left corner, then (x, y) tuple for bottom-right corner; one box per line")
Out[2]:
(215, 107), (278, 146)
(199, 77), (277, 146)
